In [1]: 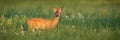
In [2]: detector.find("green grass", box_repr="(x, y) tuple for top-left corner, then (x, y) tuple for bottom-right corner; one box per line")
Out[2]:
(0, 0), (120, 40)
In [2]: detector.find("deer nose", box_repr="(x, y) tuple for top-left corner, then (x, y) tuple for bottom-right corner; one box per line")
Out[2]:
(55, 13), (59, 17)
(56, 15), (59, 17)
(55, 12), (58, 16)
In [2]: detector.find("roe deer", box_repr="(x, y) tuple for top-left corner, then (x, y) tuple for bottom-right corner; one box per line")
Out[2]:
(27, 7), (63, 32)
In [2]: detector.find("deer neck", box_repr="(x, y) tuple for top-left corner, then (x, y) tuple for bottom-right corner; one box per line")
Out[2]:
(53, 17), (59, 24)
(52, 16), (59, 27)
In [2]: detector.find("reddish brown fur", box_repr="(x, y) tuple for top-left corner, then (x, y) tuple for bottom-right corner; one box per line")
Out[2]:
(27, 7), (63, 32)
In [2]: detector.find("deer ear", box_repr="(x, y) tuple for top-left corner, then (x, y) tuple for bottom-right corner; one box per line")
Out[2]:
(58, 7), (63, 13)
(52, 7), (57, 13)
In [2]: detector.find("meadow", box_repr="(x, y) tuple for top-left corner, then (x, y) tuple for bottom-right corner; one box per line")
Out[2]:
(0, 0), (120, 40)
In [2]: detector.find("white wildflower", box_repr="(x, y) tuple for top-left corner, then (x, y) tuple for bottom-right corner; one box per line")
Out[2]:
(65, 15), (69, 19)
(1, 27), (6, 33)
(103, 29), (108, 32)
(71, 14), (75, 18)
(66, 26), (69, 28)
(7, 19), (11, 25)
(78, 12), (84, 19)
(20, 26), (24, 31)
(72, 25), (75, 28)
(16, 32), (19, 35)
(19, 31), (25, 35)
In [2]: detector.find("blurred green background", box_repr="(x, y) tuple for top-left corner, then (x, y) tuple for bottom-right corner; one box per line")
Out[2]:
(0, 0), (120, 40)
